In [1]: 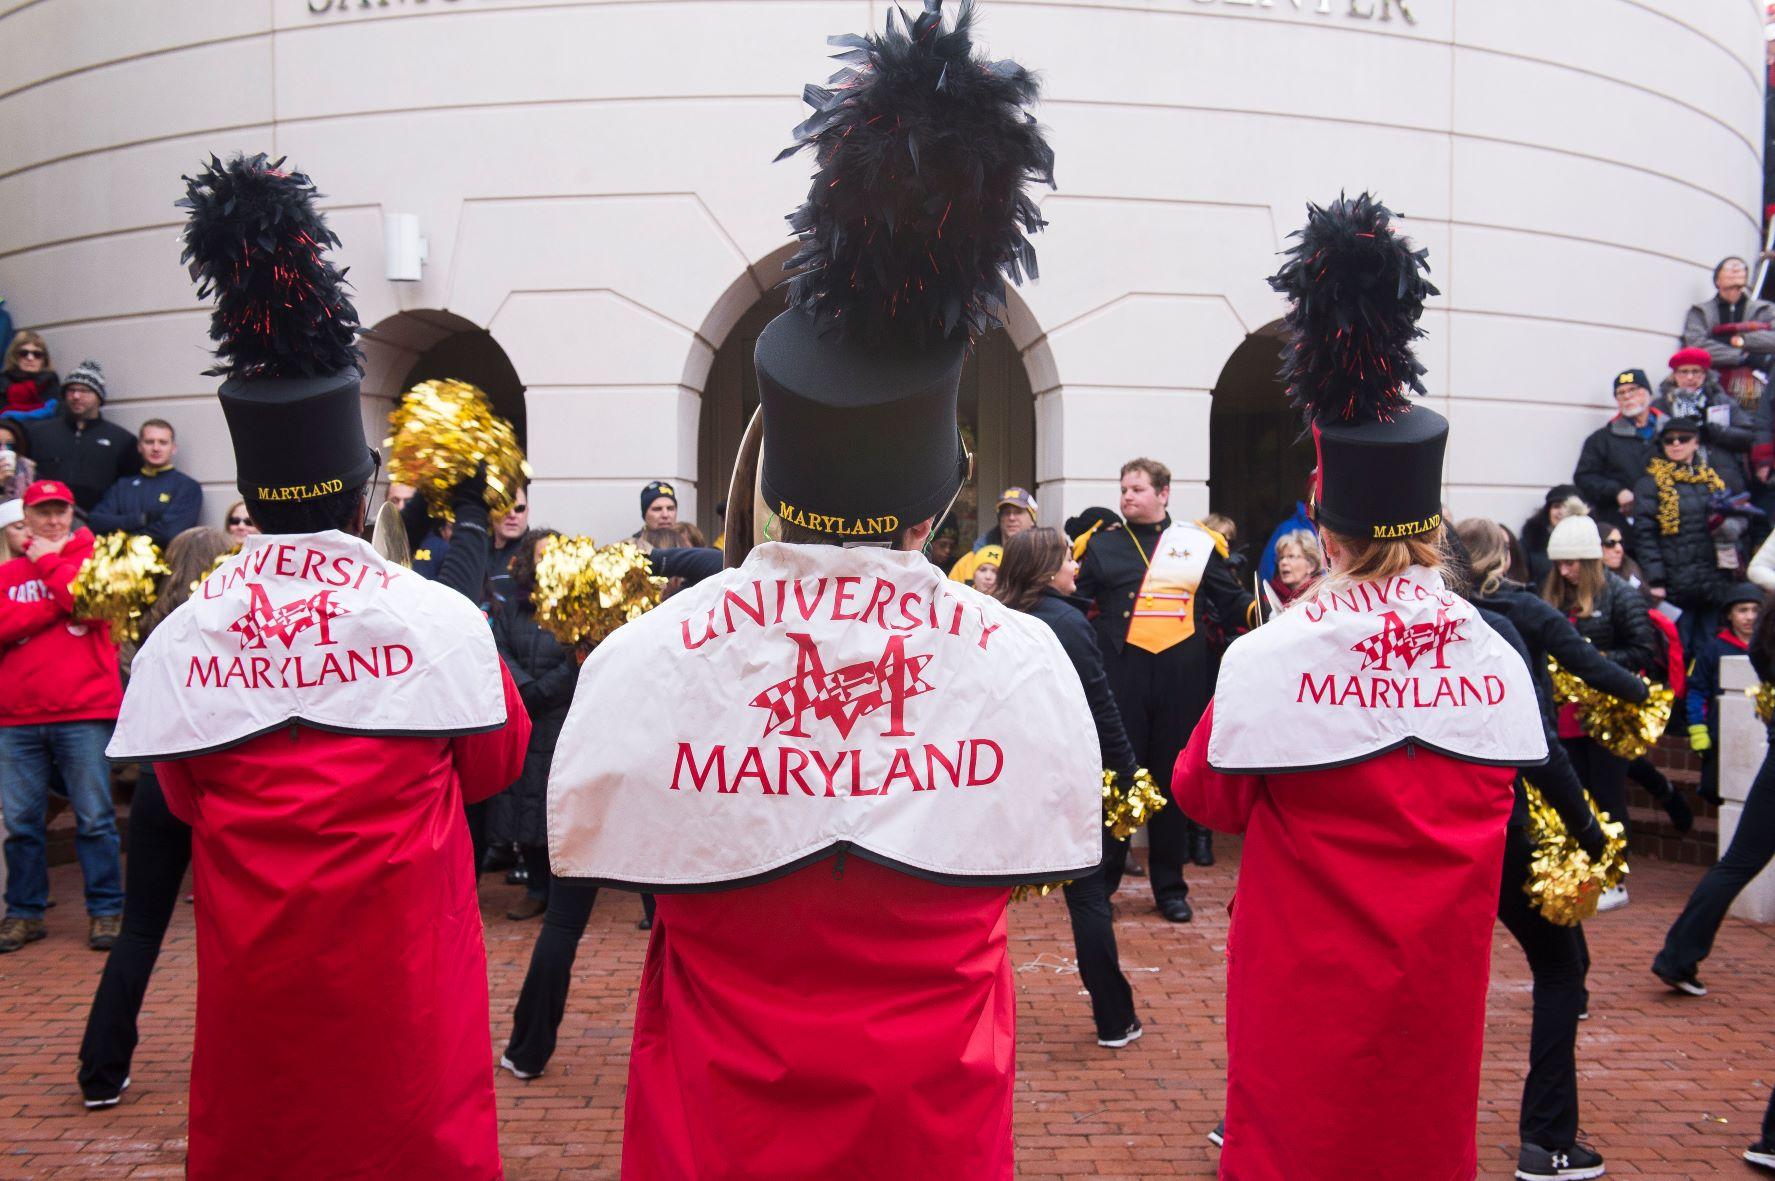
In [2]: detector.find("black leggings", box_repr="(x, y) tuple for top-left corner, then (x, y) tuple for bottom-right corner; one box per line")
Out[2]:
(503, 878), (601, 1075)
(1498, 824), (1590, 1149)
(1061, 831), (1137, 1040)
(1559, 737), (1629, 835)
(1655, 744), (1775, 978)
(77, 766), (192, 1100)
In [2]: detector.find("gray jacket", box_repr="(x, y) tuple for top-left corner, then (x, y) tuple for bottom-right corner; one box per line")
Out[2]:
(1684, 295), (1775, 370)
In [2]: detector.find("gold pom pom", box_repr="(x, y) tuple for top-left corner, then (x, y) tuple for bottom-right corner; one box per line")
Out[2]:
(1008, 881), (1067, 903)
(1103, 767), (1168, 840)
(384, 379), (532, 523)
(1546, 657), (1673, 760)
(71, 532), (169, 644)
(531, 537), (665, 647)
(1748, 680), (1775, 725)
(1521, 781), (1630, 926)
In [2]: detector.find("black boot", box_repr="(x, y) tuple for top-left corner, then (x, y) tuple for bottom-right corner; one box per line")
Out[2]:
(1190, 823), (1214, 867)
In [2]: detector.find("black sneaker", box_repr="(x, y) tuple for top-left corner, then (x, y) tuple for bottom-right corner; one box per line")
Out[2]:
(1097, 1021), (1142, 1049)
(1746, 1141), (1775, 1170)
(1650, 960), (1707, 997)
(82, 1076), (130, 1109)
(1207, 1120), (1224, 1148)
(1515, 1142), (1605, 1180)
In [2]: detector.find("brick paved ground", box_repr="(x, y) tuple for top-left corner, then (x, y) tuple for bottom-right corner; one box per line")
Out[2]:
(1, 845), (1770, 1180)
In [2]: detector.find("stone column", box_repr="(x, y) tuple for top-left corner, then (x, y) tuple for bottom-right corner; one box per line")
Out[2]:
(1715, 654), (1775, 923)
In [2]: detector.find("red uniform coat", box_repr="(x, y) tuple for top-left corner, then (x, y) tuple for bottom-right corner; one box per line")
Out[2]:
(156, 666), (529, 1181)
(1176, 702), (1514, 1181)
(621, 857), (1015, 1181)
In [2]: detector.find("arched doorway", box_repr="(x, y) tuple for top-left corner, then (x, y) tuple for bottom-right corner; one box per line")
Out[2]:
(697, 305), (1035, 547)
(1207, 326), (1314, 554)
(359, 309), (527, 450)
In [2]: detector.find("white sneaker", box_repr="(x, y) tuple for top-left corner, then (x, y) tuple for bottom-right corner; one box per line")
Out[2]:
(498, 1054), (542, 1080)
(1595, 886), (1628, 912)
(83, 1076), (129, 1109)
(1745, 1142), (1775, 1169)
(1097, 1021), (1142, 1048)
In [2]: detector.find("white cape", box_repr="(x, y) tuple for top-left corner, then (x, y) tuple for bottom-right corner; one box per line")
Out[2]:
(109, 530), (505, 761)
(1208, 567), (1547, 773)
(547, 543), (1102, 889)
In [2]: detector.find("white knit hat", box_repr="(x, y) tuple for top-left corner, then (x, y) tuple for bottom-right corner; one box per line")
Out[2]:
(0, 500), (19, 530)
(1546, 513), (1602, 561)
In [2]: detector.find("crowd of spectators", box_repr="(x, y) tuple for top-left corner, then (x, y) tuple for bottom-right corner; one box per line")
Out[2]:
(0, 328), (259, 957)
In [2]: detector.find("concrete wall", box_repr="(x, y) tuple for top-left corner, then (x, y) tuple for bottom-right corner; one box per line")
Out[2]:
(0, 0), (1764, 539)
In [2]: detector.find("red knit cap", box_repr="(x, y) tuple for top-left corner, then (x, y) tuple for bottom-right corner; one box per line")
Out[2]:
(1669, 346), (1712, 371)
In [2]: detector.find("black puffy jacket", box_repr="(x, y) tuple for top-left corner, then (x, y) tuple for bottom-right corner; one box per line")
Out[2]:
(1475, 604), (1600, 851)
(1024, 588), (1137, 779)
(1470, 580), (1648, 728)
(490, 599), (577, 847)
(1631, 463), (1731, 610)
(1561, 573), (1656, 676)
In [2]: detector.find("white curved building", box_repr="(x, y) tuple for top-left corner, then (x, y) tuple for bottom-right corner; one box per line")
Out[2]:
(0, 0), (1764, 545)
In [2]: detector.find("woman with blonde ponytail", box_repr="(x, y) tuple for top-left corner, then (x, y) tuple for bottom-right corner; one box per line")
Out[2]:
(1170, 194), (1548, 1180)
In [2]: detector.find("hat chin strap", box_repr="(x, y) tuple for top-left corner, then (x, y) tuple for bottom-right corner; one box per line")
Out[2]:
(918, 434), (975, 556)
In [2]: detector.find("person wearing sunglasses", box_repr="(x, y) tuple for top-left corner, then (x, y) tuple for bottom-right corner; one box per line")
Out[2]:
(222, 500), (258, 543)
(2, 331), (60, 421)
(1631, 415), (1746, 659)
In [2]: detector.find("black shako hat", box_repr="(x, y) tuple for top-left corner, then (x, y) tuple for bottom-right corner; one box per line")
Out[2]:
(179, 153), (376, 503)
(1271, 193), (1446, 541)
(756, 0), (1054, 542)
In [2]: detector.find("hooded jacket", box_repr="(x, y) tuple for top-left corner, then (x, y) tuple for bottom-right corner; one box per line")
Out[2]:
(0, 528), (124, 724)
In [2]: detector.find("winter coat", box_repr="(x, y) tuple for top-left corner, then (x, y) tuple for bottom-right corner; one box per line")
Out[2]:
(1520, 513), (1556, 587)
(1573, 411), (1664, 510)
(1475, 605), (1596, 838)
(1686, 628), (1750, 731)
(1024, 588), (1137, 777)
(0, 529), (124, 724)
(1469, 580), (1648, 727)
(1752, 528), (1775, 592)
(2, 368), (57, 419)
(88, 467), (203, 546)
(1563, 572), (1656, 675)
(156, 668), (529, 1181)
(1631, 461), (1734, 610)
(490, 598), (576, 847)
(1654, 373), (1754, 456)
(1684, 293), (1775, 370)
(24, 409), (139, 511)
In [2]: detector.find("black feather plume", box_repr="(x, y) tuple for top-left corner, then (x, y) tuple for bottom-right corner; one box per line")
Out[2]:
(1269, 192), (1438, 428)
(177, 153), (361, 380)
(777, 0), (1055, 347)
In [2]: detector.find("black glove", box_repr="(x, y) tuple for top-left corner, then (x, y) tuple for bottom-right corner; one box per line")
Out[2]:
(449, 463), (489, 515)
(1573, 814), (1607, 862)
